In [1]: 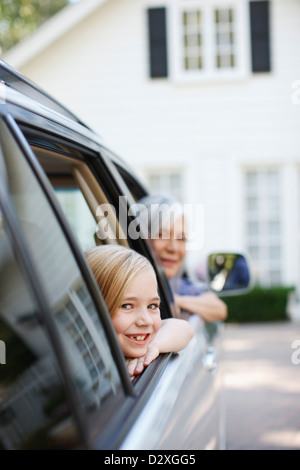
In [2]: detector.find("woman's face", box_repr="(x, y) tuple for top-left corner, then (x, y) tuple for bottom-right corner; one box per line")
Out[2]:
(112, 268), (161, 358)
(153, 216), (187, 279)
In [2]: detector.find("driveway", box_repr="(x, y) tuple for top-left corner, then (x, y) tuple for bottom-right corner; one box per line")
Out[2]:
(221, 321), (300, 450)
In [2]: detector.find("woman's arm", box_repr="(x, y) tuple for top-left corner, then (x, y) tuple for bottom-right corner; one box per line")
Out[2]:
(174, 291), (228, 323)
(126, 318), (194, 376)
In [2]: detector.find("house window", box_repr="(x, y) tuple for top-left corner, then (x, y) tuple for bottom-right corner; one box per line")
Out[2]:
(148, 1), (271, 81)
(244, 169), (282, 286)
(214, 8), (235, 69)
(181, 6), (236, 71)
(146, 169), (184, 203)
(171, 0), (249, 81)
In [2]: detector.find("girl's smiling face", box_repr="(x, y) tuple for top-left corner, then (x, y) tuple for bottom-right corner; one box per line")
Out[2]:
(112, 268), (161, 358)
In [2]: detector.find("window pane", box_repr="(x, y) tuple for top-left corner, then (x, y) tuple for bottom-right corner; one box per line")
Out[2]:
(269, 245), (281, 260)
(0, 121), (123, 430)
(269, 220), (280, 236)
(149, 174), (161, 193)
(246, 171), (258, 188)
(248, 245), (260, 260)
(147, 170), (184, 203)
(182, 9), (203, 71)
(246, 196), (258, 211)
(247, 221), (259, 236)
(214, 8), (235, 69)
(268, 195), (280, 212)
(244, 169), (282, 286)
(55, 189), (96, 251)
(267, 170), (279, 187)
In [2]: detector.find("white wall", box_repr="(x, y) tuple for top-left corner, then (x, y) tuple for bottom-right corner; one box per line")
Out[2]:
(13, 0), (300, 286)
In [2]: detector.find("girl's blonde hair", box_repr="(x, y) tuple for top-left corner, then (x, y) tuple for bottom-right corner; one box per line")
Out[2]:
(85, 244), (154, 316)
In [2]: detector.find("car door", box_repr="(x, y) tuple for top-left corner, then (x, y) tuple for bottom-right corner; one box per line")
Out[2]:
(0, 114), (136, 449)
(0, 104), (224, 449)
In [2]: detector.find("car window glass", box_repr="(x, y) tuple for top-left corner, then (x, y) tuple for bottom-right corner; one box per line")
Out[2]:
(0, 218), (81, 449)
(30, 146), (128, 251)
(0, 121), (124, 432)
(55, 188), (96, 251)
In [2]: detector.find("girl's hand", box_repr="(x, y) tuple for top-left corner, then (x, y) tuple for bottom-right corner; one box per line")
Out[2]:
(125, 341), (160, 376)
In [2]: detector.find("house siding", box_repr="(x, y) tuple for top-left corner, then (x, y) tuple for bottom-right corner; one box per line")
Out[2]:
(14, 0), (300, 288)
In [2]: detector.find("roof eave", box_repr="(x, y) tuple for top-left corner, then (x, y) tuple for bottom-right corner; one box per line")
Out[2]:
(2, 0), (110, 70)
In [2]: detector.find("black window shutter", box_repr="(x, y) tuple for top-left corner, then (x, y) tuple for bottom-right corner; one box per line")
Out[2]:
(250, 1), (271, 72)
(148, 7), (168, 78)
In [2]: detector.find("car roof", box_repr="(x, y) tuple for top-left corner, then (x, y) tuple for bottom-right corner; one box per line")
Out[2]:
(0, 59), (87, 126)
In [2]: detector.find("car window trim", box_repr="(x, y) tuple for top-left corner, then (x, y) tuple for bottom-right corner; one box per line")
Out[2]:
(2, 113), (135, 399)
(0, 155), (89, 449)
(92, 352), (171, 449)
(4, 101), (103, 154)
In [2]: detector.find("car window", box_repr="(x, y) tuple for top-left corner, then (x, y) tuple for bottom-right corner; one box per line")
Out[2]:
(22, 125), (174, 327)
(28, 144), (128, 252)
(0, 119), (126, 446)
(55, 188), (96, 251)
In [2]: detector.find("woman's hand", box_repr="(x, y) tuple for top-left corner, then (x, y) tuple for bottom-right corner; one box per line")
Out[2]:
(174, 292), (228, 322)
(125, 341), (160, 377)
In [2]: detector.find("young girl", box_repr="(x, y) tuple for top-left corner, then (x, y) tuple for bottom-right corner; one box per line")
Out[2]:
(85, 244), (193, 377)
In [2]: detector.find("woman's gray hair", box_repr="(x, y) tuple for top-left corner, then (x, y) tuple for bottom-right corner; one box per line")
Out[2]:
(137, 194), (184, 240)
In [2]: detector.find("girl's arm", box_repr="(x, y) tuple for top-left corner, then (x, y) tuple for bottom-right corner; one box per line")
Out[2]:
(153, 318), (194, 353)
(126, 318), (193, 376)
(174, 291), (228, 323)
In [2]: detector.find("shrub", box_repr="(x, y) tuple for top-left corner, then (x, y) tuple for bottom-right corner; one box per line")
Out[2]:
(221, 285), (295, 323)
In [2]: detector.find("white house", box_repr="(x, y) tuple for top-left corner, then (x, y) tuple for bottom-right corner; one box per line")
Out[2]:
(3, 0), (300, 291)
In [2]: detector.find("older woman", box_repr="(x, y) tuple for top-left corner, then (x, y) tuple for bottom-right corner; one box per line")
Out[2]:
(137, 195), (227, 323)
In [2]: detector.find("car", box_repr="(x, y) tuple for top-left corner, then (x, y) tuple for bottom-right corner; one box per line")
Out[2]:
(0, 60), (250, 451)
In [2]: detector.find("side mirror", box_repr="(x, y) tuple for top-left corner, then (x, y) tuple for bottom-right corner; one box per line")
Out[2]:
(207, 253), (251, 295)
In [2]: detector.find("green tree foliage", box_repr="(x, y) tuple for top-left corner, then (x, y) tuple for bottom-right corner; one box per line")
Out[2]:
(0, 0), (68, 54)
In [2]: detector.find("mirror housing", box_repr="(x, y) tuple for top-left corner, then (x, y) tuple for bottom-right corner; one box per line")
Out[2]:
(207, 253), (251, 295)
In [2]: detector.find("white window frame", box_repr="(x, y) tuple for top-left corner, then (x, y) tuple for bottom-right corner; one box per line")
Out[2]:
(244, 167), (283, 287)
(168, 0), (250, 82)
